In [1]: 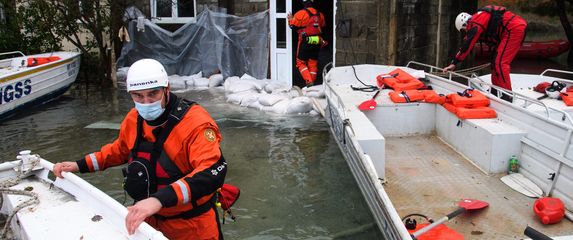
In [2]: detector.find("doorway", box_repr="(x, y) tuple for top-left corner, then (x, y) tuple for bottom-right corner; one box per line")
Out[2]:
(291, 0), (334, 88)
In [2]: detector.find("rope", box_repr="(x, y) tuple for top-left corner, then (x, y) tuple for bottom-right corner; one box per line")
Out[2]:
(431, 63), (491, 77)
(0, 156), (41, 239)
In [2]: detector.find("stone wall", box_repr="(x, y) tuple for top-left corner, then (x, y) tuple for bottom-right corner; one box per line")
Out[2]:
(336, 0), (466, 68)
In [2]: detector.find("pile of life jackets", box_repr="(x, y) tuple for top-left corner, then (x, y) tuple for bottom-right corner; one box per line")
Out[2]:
(378, 68), (497, 120)
(26, 56), (61, 67)
(443, 89), (497, 120)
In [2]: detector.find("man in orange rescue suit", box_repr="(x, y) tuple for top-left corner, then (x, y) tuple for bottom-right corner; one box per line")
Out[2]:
(443, 5), (527, 100)
(53, 59), (227, 240)
(288, 0), (327, 87)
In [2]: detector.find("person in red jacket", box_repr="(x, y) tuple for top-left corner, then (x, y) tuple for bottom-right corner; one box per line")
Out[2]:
(444, 5), (527, 100)
(288, 0), (327, 87)
(54, 59), (227, 240)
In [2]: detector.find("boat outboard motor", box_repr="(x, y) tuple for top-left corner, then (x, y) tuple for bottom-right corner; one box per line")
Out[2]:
(545, 81), (565, 99)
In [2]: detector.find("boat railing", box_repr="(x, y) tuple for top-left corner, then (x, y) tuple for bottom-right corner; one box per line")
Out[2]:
(406, 61), (573, 126)
(541, 69), (573, 84)
(0, 51), (26, 58)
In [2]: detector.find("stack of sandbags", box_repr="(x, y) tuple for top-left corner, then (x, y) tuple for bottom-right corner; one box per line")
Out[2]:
(222, 75), (322, 115)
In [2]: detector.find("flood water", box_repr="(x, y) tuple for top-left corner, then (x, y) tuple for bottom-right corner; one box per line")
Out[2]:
(1, 51), (571, 239)
(0, 83), (383, 239)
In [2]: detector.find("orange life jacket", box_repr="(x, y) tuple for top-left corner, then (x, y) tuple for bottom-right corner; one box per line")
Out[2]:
(443, 103), (497, 120)
(300, 8), (322, 36)
(447, 89), (490, 108)
(27, 56), (61, 67)
(378, 68), (425, 91)
(561, 92), (573, 106)
(389, 90), (444, 104)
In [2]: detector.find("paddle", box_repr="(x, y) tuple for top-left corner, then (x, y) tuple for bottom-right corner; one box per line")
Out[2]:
(501, 173), (573, 221)
(357, 73), (398, 111)
(411, 199), (489, 239)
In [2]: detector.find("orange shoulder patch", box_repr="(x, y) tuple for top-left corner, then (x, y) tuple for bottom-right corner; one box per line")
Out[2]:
(204, 128), (216, 142)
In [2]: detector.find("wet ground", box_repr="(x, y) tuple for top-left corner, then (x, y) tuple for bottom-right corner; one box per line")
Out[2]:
(0, 84), (383, 239)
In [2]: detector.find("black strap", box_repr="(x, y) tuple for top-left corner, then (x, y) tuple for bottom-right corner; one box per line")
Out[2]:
(151, 98), (195, 161)
(401, 91), (411, 103)
(154, 196), (215, 220)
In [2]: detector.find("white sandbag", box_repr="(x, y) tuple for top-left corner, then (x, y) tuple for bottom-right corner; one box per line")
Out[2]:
(209, 74), (225, 88)
(224, 76), (240, 92)
(304, 91), (324, 98)
(285, 97), (313, 114)
(264, 82), (288, 93)
(247, 100), (264, 110)
(227, 80), (259, 94)
(262, 100), (290, 114)
(240, 73), (257, 81)
(258, 94), (287, 106)
(194, 77), (210, 87)
(183, 78), (195, 88)
(226, 91), (255, 105)
(240, 93), (261, 107)
(302, 84), (325, 98)
(303, 84), (324, 92)
(116, 67), (129, 81)
(168, 75), (187, 90)
(243, 79), (269, 91)
(190, 71), (203, 79)
(308, 110), (320, 116)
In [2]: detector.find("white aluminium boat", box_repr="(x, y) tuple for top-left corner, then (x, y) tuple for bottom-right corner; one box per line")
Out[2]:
(0, 51), (81, 120)
(0, 151), (167, 239)
(323, 62), (573, 239)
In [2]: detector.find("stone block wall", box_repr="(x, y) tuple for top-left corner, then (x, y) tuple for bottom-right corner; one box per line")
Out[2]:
(336, 0), (466, 68)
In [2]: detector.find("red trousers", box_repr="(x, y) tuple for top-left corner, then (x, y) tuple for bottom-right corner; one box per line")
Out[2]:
(491, 16), (527, 91)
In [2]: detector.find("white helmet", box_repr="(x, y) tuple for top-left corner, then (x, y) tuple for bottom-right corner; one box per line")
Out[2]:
(126, 59), (169, 92)
(455, 12), (472, 31)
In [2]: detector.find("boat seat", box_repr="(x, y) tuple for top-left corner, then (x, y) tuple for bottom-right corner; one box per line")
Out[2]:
(436, 106), (526, 174)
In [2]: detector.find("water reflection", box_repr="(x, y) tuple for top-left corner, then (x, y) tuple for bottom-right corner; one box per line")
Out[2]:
(0, 85), (382, 239)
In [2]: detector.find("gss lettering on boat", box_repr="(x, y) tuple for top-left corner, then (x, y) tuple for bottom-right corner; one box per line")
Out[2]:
(0, 79), (32, 105)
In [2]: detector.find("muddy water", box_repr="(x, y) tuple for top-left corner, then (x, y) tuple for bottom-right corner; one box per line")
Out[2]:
(0, 85), (383, 239)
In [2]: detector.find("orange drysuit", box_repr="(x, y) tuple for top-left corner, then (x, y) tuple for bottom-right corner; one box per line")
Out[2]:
(289, 7), (326, 86)
(76, 93), (226, 240)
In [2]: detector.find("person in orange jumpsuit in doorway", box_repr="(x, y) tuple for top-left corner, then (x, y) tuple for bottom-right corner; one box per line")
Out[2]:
(288, 0), (327, 87)
(443, 5), (527, 101)
(54, 59), (227, 240)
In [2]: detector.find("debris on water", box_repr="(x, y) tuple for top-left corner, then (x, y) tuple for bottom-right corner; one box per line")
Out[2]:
(24, 186), (33, 191)
(91, 215), (102, 222)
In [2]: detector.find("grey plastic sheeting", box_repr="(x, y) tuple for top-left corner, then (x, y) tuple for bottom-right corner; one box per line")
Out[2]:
(117, 9), (269, 79)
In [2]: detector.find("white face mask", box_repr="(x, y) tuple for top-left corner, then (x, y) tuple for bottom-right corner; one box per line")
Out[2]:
(134, 97), (165, 121)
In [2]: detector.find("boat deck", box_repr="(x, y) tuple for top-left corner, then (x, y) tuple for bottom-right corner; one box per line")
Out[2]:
(385, 135), (573, 239)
